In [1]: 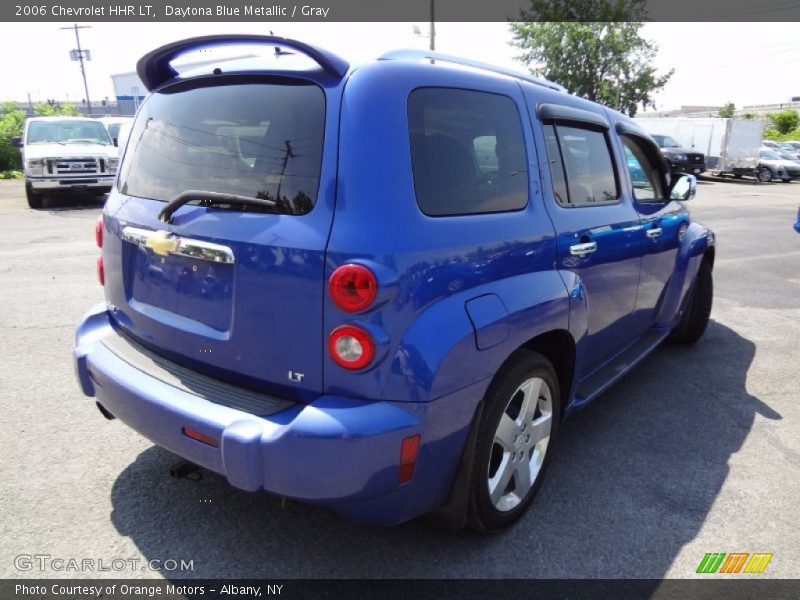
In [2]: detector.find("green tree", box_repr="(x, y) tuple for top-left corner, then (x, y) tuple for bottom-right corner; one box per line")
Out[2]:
(0, 101), (83, 172)
(509, 0), (673, 116)
(0, 102), (26, 172)
(718, 102), (736, 118)
(33, 101), (80, 116)
(767, 109), (799, 135)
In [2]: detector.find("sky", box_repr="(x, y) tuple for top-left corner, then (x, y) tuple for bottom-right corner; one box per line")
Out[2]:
(0, 21), (798, 111)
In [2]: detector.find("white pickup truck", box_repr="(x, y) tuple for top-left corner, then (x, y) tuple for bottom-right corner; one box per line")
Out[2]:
(13, 116), (119, 208)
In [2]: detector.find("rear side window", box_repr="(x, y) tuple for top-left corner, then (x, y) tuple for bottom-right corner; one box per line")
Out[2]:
(543, 123), (619, 207)
(118, 78), (325, 215)
(408, 88), (529, 216)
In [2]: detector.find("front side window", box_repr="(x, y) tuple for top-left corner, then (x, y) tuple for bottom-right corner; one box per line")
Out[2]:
(107, 123), (123, 139)
(621, 135), (665, 201)
(408, 88), (529, 216)
(543, 122), (619, 207)
(118, 78), (325, 215)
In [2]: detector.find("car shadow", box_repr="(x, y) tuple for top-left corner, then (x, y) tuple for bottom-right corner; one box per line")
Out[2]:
(697, 175), (771, 186)
(109, 320), (778, 578)
(36, 193), (105, 211)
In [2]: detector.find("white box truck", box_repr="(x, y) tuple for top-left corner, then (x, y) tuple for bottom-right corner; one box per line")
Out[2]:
(634, 117), (765, 178)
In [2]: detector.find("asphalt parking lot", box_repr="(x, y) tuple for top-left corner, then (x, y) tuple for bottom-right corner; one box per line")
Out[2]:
(0, 178), (798, 580)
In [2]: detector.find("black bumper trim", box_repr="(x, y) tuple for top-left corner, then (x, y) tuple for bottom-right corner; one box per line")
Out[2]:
(101, 332), (296, 417)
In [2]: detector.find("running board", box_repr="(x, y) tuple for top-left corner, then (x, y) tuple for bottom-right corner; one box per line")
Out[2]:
(574, 329), (670, 405)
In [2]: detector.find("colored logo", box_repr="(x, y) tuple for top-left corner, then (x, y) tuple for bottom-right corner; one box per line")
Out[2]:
(696, 552), (773, 574)
(144, 231), (179, 257)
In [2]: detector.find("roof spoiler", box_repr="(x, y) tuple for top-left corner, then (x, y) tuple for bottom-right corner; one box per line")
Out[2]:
(136, 34), (350, 91)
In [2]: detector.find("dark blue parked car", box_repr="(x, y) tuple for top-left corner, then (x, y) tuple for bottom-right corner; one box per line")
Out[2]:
(74, 36), (715, 531)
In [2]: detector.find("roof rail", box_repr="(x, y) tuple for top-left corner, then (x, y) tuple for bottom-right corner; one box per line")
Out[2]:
(137, 35), (350, 91)
(378, 49), (565, 92)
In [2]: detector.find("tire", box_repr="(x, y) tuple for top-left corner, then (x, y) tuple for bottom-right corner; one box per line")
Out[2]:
(669, 258), (713, 344)
(467, 350), (560, 532)
(757, 166), (773, 183)
(25, 182), (43, 209)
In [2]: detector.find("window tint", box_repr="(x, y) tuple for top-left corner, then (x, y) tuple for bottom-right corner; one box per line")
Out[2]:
(118, 79), (325, 216)
(555, 125), (618, 205)
(621, 135), (665, 201)
(543, 124), (569, 206)
(408, 88), (528, 216)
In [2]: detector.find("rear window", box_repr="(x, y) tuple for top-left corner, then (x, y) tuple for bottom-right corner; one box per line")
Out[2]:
(118, 78), (325, 215)
(408, 88), (529, 216)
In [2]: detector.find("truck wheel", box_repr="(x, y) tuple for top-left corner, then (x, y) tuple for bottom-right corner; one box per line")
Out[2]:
(757, 167), (773, 183)
(467, 350), (560, 532)
(25, 182), (43, 209)
(670, 259), (713, 344)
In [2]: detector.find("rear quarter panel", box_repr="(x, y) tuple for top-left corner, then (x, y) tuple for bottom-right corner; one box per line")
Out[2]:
(325, 62), (569, 405)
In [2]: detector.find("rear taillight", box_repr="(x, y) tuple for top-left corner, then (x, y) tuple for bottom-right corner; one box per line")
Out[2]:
(95, 215), (103, 248)
(399, 435), (421, 483)
(329, 264), (378, 312)
(328, 325), (375, 370)
(96, 256), (105, 286)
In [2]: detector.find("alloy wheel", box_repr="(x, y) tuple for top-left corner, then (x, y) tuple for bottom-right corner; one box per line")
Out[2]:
(487, 377), (553, 512)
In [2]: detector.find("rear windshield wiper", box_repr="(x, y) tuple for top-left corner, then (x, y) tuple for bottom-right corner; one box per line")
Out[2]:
(158, 190), (277, 223)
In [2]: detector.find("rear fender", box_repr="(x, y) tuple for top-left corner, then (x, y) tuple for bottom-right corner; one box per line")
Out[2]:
(654, 222), (715, 327)
(381, 271), (571, 404)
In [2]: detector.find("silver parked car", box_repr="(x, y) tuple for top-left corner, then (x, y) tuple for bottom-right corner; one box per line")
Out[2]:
(757, 147), (800, 182)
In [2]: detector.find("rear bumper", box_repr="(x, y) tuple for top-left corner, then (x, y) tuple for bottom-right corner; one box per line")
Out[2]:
(74, 304), (478, 525)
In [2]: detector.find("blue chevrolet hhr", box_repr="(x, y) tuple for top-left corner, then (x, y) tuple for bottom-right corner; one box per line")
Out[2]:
(74, 35), (715, 531)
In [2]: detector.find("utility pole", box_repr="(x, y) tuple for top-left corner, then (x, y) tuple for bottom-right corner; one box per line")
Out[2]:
(61, 23), (93, 115)
(429, 0), (435, 51)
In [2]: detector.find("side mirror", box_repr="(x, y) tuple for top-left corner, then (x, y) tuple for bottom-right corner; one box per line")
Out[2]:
(11, 136), (22, 148)
(669, 173), (697, 201)
(112, 137), (118, 147)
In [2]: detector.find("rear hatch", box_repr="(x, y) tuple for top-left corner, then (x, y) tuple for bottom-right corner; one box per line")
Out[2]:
(102, 73), (336, 402)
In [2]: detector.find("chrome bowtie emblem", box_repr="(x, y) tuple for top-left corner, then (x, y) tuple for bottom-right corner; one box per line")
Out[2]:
(121, 226), (236, 264)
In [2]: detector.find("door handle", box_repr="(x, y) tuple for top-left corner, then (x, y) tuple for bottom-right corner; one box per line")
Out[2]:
(569, 241), (597, 257)
(646, 227), (663, 239)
